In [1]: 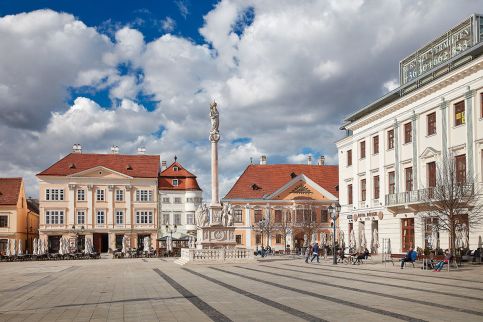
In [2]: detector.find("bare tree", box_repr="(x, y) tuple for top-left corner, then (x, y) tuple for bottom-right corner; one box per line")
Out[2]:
(273, 208), (293, 253)
(418, 156), (482, 255)
(254, 208), (275, 248)
(298, 205), (321, 246)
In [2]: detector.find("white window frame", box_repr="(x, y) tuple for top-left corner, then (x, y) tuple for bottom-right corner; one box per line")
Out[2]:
(45, 210), (65, 225)
(172, 179), (179, 186)
(162, 197), (170, 203)
(96, 189), (105, 201)
(45, 189), (64, 201)
(0, 214), (8, 228)
(115, 210), (124, 225)
(174, 197), (182, 204)
(77, 189), (85, 201)
(186, 213), (194, 225)
(136, 190), (152, 202)
(136, 210), (153, 224)
(174, 213), (181, 225)
(96, 210), (105, 224)
(186, 197), (194, 203)
(76, 210), (85, 225)
(115, 189), (124, 202)
(162, 213), (170, 225)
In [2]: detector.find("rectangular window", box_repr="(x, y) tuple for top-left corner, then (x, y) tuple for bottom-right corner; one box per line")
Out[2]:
(136, 211), (153, 224)
(274, 210), (282, 223)
(373, 136), (379, 154)
(172, 179), (179, 186)
(0, 215), (8, 227)
(254, 209), (263, 223)
(46, 210), (64, 225)
(427, 162), (436, 187)
(186, 197), (194, 203)
(320, 209), (329, 222)
(77, 211), (85, 225)
(115, 190), (124, 202)
(174, 213), (181, 225)
(96, 189), (105, 201)
(388, 171), (395, 194)
(456, 154), (466, 184)
(405, 167), (413, 191)
(348, 184), (353, 204)
(373, 175), (380, 199)
(276, 234), (282, 244)
(96, 210), (105, 224)
(387, 129), (394, 150)
(46, 189), (64, 201)
(162, 213), (170, 225)
(236, 235), (242, 245)
(361, 179), (366, 201)
(347, 149), (352, 166)
(454, 101), (465, 126)
(427, 112), (436, 135)
(360, 141), (366, 159)
(162, 197), (170, 203)
(404, 122), (412, 144)
(174, 197), (182, 204)
(77, 189), (85, 201)
(115, 210), (124, 224)
(136, 190), (152, 202)
(186, 213), (194, 225)
(234, 209), (243, 223)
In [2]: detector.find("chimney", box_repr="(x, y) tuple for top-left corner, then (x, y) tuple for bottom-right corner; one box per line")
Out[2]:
(137, 147), (146, 155)
(72, 144), (82, 154)
(307, 155), (312, 165)
(260, 155), (267, 165)
(318, 155), (325, 165)
(161, 160), (167, 171)
(111, 145), (119, 154)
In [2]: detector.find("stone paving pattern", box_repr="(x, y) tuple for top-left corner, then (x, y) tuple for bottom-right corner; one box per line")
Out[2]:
(0, 256), (482, 321)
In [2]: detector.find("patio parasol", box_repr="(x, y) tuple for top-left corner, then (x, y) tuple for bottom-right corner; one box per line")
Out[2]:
(18, 240), (23, 256)
(5, 239), (11, 256)
(349, 230), (356, 251)
(33, 238), (38, 256)
(12, 239), (17, 256)
(372, 229), (379, 253)
(143, 236), (149, 252)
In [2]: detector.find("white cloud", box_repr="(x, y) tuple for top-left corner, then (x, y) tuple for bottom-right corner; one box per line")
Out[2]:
(161, 17), (176, 33)
(383, 79), (399, 92)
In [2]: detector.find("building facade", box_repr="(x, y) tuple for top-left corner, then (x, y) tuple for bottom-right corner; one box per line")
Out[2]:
(0, 178), (39, 254)
(158, 160), (202, 239)
(37, 146), (159, 253)
(222, 156), (339, 252)
(337, 14), (483, 254)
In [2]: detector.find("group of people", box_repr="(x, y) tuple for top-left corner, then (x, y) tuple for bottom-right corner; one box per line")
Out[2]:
(400, 247), (453, 272)
(255, 245), (272, 257)
(304, 243), (321, 263)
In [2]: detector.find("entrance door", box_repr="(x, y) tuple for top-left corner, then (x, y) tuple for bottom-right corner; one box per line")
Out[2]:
(48, 236), (61, 253)
(401, 218), (414, 252)
(115, 235), (123, 250)
(93, 233), (109, 253)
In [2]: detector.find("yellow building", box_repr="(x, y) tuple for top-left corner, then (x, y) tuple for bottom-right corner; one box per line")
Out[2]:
(37, 146), (159, 253)
(0, 178), (39, 254)
(222, 157), (339, 252)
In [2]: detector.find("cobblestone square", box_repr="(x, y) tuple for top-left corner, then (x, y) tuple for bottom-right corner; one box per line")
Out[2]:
(0, 257), (482, 321)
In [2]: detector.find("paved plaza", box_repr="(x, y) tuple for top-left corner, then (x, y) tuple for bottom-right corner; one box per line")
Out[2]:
(0, 257), (482, 322)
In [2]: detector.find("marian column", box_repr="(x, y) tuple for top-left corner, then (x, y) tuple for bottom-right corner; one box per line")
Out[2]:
(209, 101), (223, 225)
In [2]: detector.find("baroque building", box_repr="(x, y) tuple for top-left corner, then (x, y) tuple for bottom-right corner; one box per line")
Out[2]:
(337, 14), (483, 253)
(37, 146), (159, 253)
(222, 156), (339, 252)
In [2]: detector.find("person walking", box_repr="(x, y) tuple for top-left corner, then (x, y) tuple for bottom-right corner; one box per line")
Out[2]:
(311, 242), (320, 263)
(304, 244), (312, 263)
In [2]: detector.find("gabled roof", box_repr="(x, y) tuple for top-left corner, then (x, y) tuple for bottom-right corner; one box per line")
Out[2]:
(0, 178), (22, 205)
(224, 164), (339, 199)
(37, 153), (160, 178)
(159, 162), (202, 191)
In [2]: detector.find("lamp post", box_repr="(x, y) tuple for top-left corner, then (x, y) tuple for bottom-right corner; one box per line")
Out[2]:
(329, 203), (341, 265)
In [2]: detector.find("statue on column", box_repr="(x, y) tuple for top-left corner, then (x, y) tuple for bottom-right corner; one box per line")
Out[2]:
(209, 100), (220, 142)
(195, 204), (209, 227)
(221, 203), (234, 227)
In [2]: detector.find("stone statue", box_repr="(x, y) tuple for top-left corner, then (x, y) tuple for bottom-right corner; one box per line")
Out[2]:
(227, 206), (234, 227)
(209, 100), (220, 142)
(195, 204), (209, 227)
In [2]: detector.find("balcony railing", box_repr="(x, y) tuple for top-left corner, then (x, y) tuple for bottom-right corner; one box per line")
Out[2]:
(385, 184), (475, 207)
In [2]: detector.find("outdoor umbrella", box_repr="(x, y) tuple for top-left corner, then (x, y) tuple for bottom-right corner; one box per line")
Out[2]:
(321, 233), (326, 248)
(59, 238), (64, 255)
(361, 229), (367, 251)
(372, 229), (379, 253)
(33, 238), (38, 256)
(121, 236), (127, 254)
(18, 240), (23, 256)
(12, 239), (17, 256)
(6, 239), (11, 256)
(387, 238), (392, 254)
(338, 230), (345, 250)
(349, 229), (356, 251)
(143, 237), (149, 252)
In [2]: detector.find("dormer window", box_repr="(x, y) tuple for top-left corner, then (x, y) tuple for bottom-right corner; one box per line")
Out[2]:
(173, 166), (179, 171)
(290, 172), (297, 179)
(173, 179), (179, 186)
(69, 163), (76, 169)
(126, 164), (133, 170)
(251, 183), (261, 190)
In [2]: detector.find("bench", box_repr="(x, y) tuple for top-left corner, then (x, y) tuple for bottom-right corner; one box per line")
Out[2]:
(390, 253), (415, 268)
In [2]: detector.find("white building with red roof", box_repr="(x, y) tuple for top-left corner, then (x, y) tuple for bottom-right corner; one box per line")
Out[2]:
(157, 158), (202, 253)
(37, 145), (159, 253)
(222, 155), (339, 252)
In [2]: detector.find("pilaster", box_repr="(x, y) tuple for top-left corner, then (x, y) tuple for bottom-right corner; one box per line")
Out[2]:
(440, 99), (448, 162)
(68, 184), (76, 225)
(394, 120), (400, 193)
(87, 185), (93, 228)
(126, 185), (132, 226)
(411, 111), (419, 190)
(465, 89), (475, 178)
(245, 206), (251, 248)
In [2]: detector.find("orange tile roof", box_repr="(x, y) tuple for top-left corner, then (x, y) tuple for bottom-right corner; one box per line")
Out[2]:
(0, 178), (22, 205)
(37, 153), (160, 178)
(224, 164), (339, 199)
(159, 162), (202, 191)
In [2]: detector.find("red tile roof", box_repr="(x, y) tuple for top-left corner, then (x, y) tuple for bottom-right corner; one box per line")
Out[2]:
(37, 153), (160, 178)
(224, 164), (339, 199)
(159, 162), (202, 191)
(0, 178), (22, 205)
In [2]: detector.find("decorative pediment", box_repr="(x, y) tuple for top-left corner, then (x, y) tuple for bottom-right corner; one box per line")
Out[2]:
(67, 166), (133, 179)
(291, 185), (313, 194)
(420, 147), (440, 159)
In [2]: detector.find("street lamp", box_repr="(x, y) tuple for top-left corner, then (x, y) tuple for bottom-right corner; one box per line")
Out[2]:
(328, 203), (341, 265)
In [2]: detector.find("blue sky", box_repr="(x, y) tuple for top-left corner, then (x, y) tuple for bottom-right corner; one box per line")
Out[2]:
(0, 0), (481, 198)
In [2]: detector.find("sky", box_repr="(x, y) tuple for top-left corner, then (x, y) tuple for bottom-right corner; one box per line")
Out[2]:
(0, 0), (481, 199)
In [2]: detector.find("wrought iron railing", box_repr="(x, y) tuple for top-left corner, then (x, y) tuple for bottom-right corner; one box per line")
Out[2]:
(385, 184), (475, 206)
